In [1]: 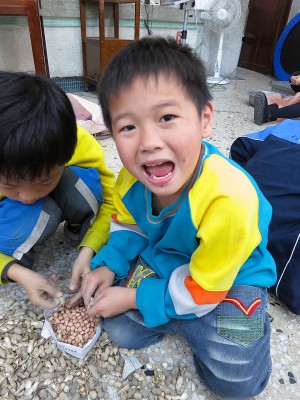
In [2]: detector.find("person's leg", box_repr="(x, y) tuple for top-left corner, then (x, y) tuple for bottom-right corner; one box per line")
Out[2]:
(276, 102), (300, 119)
(0, 196), (61, 270)
(103, 309), (177, 349)
(51, 166), (103, 241)
(265, 91), (300, 108)
(254, 91), (300, 125)
(181, 286), (272, 400)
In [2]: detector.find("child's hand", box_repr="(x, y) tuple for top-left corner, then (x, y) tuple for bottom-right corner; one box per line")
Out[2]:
(7, 264), (63, 309)
(87, 286), (137, 318)
(68, 246), (94, 292)
(67, 266), (115, 308)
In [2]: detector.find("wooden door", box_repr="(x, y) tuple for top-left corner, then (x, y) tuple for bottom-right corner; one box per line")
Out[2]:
(238, 0), (292, 75)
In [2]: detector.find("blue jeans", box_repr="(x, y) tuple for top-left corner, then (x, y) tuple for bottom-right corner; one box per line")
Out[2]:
(103, 285), (272, 400)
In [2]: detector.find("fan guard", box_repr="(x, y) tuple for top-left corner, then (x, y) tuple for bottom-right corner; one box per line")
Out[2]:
(204, 0), (241, 33)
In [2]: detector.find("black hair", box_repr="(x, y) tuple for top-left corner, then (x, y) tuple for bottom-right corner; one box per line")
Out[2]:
(97, 36), (212, 132)
(0, 71), (77, 181)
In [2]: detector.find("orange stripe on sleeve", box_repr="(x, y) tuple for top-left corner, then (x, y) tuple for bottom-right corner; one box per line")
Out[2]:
(112, 214), (119, 222)
(184, 276), (228, 305)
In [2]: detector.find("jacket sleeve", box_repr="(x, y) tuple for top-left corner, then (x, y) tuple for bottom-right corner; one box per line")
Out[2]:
(0, 252), (15, 284)
(91, 168), (148, 278)
(66, 125), (116, 252)
(230, 136), (261, 167)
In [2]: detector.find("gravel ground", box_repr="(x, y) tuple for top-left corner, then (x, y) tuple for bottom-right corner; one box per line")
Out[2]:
(0, 67), (299, 400)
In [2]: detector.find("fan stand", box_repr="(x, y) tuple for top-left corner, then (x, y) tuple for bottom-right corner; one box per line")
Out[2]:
(180, 1), (194, 46)
(207, 31), (229, 85)
(181, 7), (188, 45)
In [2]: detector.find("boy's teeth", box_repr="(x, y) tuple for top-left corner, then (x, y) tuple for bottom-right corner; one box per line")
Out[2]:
(145, 161), (174, 178)
(150, 171), (172, 180)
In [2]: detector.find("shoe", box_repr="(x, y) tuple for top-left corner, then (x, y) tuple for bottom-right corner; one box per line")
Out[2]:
(254, 92), (278, 125)
(254, 92), (269, 125)
(64, 222), (81, 242)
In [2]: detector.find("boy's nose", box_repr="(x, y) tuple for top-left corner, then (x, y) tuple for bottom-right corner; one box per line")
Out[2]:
(19, 192), (38, 204)
(139, 126), (163, 151)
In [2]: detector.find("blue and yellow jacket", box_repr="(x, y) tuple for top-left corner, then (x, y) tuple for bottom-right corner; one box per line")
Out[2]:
(91, 141), (276, 327)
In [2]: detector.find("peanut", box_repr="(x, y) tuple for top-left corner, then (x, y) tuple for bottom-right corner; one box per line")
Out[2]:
(48, 305), (98, 347)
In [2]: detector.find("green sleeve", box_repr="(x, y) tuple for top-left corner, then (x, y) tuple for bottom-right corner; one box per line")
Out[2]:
(0, 252), (15, 285)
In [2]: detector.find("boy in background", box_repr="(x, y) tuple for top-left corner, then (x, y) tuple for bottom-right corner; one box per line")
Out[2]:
(72, 37), (276, 399)
(0, 72), (115, 309)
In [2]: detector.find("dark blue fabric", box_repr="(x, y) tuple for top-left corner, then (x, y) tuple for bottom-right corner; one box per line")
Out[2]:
(273, 12), (300, 80)
(230, 120), (300, 314)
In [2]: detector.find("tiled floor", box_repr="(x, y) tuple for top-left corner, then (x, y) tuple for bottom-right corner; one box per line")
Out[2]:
(0, 67), (299, 400)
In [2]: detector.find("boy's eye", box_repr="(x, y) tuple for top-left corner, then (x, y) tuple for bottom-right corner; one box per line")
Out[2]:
(41, 179), (53, 185)
(1, 184), (15, 189)
(161, 114), (175, 122)
(121, 125), (135, 132)
(0, 180), (18, 188)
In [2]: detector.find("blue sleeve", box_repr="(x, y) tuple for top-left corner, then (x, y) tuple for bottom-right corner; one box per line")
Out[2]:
(91, 230), (148, 279)
(136, 278), (194, 328)
(136, 278), (171, 327)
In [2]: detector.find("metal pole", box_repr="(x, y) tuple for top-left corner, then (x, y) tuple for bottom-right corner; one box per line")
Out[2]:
(181, 7), (188, 46)
(180, 1), (194, 46)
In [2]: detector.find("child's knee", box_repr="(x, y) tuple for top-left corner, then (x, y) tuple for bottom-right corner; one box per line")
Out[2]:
(54, 166), (103, 222)
(34, 197), (62, 245)
(69, 166), (103, 205)
(194, 354), (272, 400)
(103, 312), (162, 350)
(103, 317), (137, 349)
(212, 376), (270, 399)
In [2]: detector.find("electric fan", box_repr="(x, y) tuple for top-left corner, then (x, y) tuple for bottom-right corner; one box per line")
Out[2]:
(201, 0), (241, 85)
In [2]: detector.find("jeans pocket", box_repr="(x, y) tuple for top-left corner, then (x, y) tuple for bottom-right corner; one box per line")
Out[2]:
(216, 285), (265, 347)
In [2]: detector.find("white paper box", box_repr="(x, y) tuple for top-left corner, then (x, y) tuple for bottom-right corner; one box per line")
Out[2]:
(43, 305), (102, 360)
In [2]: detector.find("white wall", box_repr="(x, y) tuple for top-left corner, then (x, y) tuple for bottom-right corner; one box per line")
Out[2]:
(0, 2), (202, 77)
(1, 0), (296, 78)
(0, 25), (35, 73)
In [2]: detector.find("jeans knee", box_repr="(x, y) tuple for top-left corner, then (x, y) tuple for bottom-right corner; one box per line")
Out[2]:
(103, 317), (137, 349)
(207, 382), (263, 400)
(199, 375), (271, 400)
(193, 355), (271, 400)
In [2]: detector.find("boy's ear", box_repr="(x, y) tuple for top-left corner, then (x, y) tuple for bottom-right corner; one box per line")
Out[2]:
(201, 101), (214, 139)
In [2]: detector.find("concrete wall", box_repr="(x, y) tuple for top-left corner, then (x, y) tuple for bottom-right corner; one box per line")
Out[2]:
(0, 0), (298, 78)
(0, 0), (203, 77)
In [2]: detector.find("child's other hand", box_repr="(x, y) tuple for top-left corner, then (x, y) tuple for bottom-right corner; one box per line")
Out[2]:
(7, 264), (63, 309)
(68, 246), (94, 293)
(87, 286), (137, 318)
(67, 266), (115, 308)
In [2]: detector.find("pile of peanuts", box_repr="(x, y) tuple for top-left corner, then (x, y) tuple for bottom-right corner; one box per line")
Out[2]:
(48, 305), (98, 347)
